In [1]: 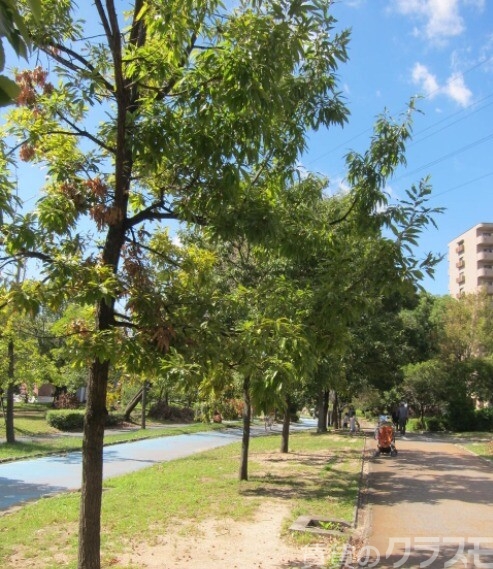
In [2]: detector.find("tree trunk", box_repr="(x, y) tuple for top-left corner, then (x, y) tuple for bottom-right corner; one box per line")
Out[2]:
(78, 355), (109, 569)
(322, 389), (329, 429)
(77, 295), (118, 569)
(239, 375), (251, 481)
(123, 386), (144, 422)
(280, 394), (290, 453)
(141, 382), (147, 429)
(6, 339), (15, 443)
(317, 389), (329, 432)
(332, 391), (340, 429)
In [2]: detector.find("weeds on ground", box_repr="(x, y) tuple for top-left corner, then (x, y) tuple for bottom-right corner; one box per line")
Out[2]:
(464, 438), (493, 461)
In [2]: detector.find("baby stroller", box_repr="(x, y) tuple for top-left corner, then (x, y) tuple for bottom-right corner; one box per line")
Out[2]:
(374, 417), (398, 457)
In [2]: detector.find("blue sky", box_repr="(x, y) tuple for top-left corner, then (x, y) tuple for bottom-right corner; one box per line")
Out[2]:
(302, 0), (493, 295)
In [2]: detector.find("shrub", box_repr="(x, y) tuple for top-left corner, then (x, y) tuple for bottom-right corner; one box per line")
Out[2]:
(444, 398), (477, 432)
(105, 413), (125, 427)
(218, 398), (243, 420)
(46, 409), (85, 431)
(53, 392), (79, 409)
(46, 410), (127, 431)
(194, 399), (243, 422)
(148, 401), (194, 422)
(410, 418), (425, 431)
(425, 416), (446, 432)
(475, 407), (493, 431)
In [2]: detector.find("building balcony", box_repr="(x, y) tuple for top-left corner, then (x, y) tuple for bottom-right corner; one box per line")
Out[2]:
(477, 251), (493, 262)
(478, 267), (493, 278)
(456, 260), (465, 269)
(477, 233), (493, 245)
(478, 281), (493, 295)
(456, 274), (465, 284)
(456, 245), (465, 254)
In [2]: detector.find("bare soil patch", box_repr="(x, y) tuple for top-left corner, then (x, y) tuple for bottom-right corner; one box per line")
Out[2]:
(115, 449), (353, 569)
(117, 500), (310, 569)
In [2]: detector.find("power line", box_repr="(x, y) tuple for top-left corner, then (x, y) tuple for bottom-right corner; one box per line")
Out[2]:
(411, 93), (493, 146)
(399, 132), (493, 180)
(430, 171), (493, 201)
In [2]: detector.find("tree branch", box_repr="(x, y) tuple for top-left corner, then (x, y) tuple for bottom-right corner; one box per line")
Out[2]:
(328, 195), (359, 226)
(39, 42), (115, 93)
(54, 113), (115, 154)
(1, 250), (53, 264)
(124, 233), (183, 269)
(94, 0), (114, 52)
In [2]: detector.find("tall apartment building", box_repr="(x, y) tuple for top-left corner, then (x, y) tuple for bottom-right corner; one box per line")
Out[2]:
(448, 222), (493, 298)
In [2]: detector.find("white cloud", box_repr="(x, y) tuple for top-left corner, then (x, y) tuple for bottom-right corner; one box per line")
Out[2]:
(391, 0), (483, 43)
(325, 176), (350, 197)
(426, 0), (464, 39)
(345, 0), (367, 7)
(412, 63), (440, 97)
(411, 62), (473, 107)
(443, 72), (473, 106)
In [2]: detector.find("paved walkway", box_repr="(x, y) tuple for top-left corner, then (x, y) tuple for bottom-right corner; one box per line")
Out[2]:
(358, 433), (493, 568)
(0, 430), (246, 511)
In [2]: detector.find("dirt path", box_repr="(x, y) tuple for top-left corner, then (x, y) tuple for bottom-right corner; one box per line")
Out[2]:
(117, 501), (309, 569)
(358, 435), (493, 568)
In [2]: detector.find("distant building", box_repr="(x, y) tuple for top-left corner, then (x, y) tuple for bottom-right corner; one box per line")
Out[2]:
(448, 222), (493, 298)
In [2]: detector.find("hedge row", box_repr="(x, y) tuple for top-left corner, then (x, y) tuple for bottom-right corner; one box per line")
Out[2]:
(46, 410), (125, 431)
(411, 407), (493, 433)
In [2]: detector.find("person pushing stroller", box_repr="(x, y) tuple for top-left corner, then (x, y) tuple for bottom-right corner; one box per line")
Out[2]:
(374, 415), (398, 457)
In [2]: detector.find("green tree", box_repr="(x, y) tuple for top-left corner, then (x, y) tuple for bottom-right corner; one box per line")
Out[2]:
(399, 292), (441, 364)
(283, 175), (442, 430)
(402, 359), (448, 424)
(0, 302), (62, 441)
(0, 3), (352, 567)
(433, 292), (493, 362)
(186, 148), (443, 457)
(176, 234), (314, 476)
(397, 291), (493, 429)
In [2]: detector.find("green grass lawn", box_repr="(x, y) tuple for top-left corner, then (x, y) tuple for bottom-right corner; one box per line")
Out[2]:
(461, 438), (493, 461)
(0, 403), (59, 436)
(0, 430), (365, 569)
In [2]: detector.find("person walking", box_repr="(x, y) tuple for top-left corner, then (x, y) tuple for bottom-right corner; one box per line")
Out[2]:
(349, 409), (360, 434)
(397, 402), (408, 434)
(343, 411), (350, 429)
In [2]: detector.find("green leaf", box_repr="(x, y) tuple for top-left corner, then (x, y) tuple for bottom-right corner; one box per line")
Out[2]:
(27, 0), (42, 21)
(0, 75), (20, 106)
